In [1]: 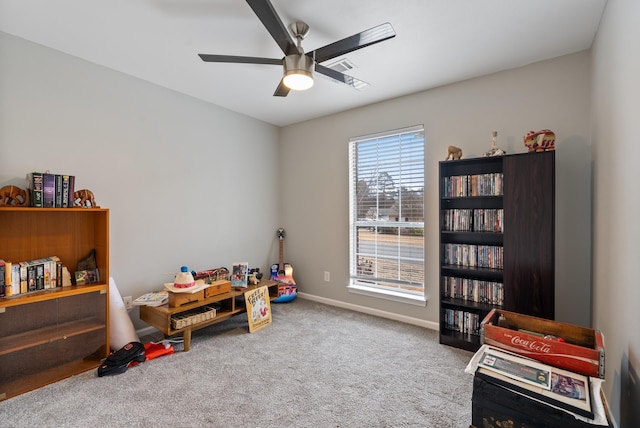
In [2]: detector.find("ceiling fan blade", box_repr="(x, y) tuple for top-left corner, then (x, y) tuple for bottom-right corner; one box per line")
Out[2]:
(273, 79), (291, 97)
(246, 0), (299, 55)
(308, 22), (396, 64)
(315, 64), (369, 90)
(198, 54), (282, 66)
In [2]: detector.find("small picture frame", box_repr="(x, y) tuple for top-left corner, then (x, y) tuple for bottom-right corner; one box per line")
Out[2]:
(75, 268), (100, 285)
(231, 262), (249, 288)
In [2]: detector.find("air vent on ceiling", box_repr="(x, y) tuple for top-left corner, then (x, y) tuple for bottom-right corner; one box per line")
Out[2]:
(326, 58), (369, 90)
(327, 58), (357, 73)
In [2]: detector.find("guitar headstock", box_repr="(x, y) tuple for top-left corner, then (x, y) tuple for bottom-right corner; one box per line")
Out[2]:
(277, 228), (285, 240)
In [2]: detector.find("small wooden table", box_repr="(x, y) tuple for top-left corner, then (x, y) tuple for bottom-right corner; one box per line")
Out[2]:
(139, 279), (279, 351)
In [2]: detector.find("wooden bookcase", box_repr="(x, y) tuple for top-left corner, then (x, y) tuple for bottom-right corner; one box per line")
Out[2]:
(439, 151), (554, 351)
(0, 207), (110, 401)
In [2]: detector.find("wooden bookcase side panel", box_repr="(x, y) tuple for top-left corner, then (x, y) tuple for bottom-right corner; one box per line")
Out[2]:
(503, 151), (555, 320)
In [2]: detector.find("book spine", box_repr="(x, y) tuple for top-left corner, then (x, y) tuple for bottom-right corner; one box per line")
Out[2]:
(27, 262), (37, 292)
(43, 257), (52, 289)
(19, 261), (28, 294)
(28, 172), (44, 207)
(62, 175), (70, 208)
(0, 260), (5, 297)
(55, 174), (63, 207)
(43, 173), (56, 208)
(12, 264), (21, 296)
(35, 261), (45, 290)
(50, 256), (60, 288)
(68, 175), (76, 207)
(56, 260), (63, 287)
(4, 261), (12, 297)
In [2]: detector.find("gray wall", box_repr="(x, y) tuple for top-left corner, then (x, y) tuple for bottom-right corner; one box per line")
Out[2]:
(280, 51), (593, 329)
(591, 0), (640, 425)
(0, 32), (281, 330)
(1, 30), (594, 333)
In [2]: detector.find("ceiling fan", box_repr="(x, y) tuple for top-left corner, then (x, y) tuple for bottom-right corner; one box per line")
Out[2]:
(198, 0), (396, 97)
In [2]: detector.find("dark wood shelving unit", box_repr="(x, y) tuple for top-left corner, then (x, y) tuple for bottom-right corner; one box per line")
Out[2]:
(439, 152), (555, 351)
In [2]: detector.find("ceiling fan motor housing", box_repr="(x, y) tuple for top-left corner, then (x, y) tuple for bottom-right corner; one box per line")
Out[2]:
(283, 54), (314, 90)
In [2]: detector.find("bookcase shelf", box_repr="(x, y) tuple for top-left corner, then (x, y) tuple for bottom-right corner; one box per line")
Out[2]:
(0, 316), (106, 356)
(439, 152), (555, 351)
(0, 207), (109, 401)
(441, 265), (503, 280)
(440, 231), (503, 246)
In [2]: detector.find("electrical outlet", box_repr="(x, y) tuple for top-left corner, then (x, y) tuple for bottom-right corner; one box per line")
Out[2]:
(123, 295), (133, 310)
(324, 271), (330, 282)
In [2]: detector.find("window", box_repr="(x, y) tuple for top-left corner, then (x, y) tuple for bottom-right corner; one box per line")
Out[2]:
(348, 125), (425, 304)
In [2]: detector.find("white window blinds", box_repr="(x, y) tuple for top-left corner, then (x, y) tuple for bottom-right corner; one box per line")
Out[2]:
(348, 125), (425, 296)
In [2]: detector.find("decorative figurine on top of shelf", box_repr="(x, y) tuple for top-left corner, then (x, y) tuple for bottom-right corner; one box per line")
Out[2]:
(0, 185), (28, 206)
(74, 189), (98, 208)
(483, 131), (506, 157)
(445, 145), (463, 161)
(248, 268), (263, 285)
(248, 272), (259, 285)
(524, 129), (555, 152)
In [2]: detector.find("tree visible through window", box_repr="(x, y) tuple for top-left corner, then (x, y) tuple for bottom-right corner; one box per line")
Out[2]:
(349, 125), (425, 298)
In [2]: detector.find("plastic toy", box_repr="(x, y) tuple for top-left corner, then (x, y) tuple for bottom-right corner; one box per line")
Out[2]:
(524, 130), (555, 152)
(445, 146), (462, 160)
(0, 185), (28, 206)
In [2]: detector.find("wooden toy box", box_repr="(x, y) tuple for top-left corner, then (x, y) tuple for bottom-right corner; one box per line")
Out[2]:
(204, 280), (231, 298)
(480, 309), (605, 378)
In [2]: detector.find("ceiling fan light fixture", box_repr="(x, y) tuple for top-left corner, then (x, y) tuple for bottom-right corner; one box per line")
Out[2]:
(283, 54), (314, 91)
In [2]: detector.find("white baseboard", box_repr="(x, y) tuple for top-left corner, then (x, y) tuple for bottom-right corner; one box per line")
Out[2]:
(297, 292), (439, 331)
(136, 325), (159, 338)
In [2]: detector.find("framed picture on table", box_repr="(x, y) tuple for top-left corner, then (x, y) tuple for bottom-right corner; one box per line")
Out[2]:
(231, 262), (248, 287)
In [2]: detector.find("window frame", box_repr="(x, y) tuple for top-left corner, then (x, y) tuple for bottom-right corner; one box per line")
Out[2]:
(348, 125), (426, 306)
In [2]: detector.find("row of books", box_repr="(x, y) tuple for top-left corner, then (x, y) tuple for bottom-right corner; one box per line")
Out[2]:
(443, 308), (481, 336)
(442, 173), (504, 197)
(442, 208), (504, 232)
(443, 243), (504, 269)
(0, 256), (63, 297)
(26, 172), (76, 208)
(442, 276), (504, 306)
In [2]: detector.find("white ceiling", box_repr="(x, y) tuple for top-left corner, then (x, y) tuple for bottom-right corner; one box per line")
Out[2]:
(0, 0), (606, 127)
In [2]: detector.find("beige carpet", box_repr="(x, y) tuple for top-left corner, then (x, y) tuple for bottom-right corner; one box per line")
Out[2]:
(0, 298), (474, 427)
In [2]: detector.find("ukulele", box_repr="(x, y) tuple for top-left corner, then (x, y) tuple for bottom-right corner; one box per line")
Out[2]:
(270, 228), (297, 302)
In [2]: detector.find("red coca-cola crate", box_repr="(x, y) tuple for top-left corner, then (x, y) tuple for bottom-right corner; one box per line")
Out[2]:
(480, 309), (605, 378)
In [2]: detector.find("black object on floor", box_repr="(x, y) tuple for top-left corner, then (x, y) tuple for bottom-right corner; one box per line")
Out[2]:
(97, 341), (146, 377)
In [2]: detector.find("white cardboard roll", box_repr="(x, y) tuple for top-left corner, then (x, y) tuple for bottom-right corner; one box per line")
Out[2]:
(109, 277), (139, 350)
